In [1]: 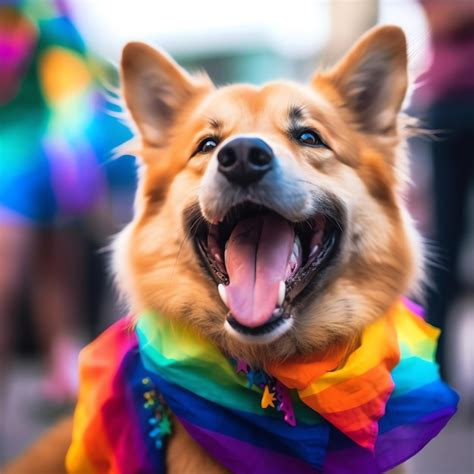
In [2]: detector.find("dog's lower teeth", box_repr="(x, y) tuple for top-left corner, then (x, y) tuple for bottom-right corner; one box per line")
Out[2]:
(272, 307), (284, 317)
(292, 236), (302, 259)
(309, 244), (319, 259)
(285, 236), (302, 279)
(278, 281), (286, 306)
(218, 284), (228, 305)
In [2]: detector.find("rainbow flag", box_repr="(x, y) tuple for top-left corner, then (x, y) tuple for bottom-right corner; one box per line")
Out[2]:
(67, 300), (458, 473)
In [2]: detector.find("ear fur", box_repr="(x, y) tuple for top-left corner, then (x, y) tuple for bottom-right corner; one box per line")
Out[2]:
(120, 42), (211, 145)
(314, 25), (408, 134)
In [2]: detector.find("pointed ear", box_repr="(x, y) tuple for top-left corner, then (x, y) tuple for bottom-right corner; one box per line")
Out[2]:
(314, 25), (408, 134)
(120, 42), (211, 145)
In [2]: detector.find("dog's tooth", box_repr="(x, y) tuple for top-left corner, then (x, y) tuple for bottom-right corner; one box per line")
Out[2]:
(292, 235), (301, 259)
(218, 284), (228, 305)
(278, 281), (286, 306)
(309, 245), (319, 259)
(272, 307), (284, 318)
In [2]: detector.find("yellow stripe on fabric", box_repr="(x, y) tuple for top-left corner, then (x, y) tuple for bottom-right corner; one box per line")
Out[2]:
(392, 305), (439, 361)
(299, 310), (398, 398)
(66, 399), (98, 473)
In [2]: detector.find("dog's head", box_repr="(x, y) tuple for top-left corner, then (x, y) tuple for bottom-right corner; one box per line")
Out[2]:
(114, 25), (422, 366)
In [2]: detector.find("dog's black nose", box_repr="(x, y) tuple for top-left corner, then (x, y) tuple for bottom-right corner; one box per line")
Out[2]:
(217, 137), (273, 185)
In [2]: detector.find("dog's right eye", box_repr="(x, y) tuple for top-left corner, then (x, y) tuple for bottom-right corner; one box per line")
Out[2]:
(196, 137), (218, 154)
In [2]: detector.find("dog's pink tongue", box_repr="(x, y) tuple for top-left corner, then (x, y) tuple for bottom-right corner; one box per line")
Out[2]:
(225, 214), (294, 328)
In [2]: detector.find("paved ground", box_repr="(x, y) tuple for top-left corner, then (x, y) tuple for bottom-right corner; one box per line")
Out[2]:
(1, 296), (473, 473)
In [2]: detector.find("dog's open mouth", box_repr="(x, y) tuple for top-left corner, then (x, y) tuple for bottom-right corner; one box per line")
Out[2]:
(187, 202), (342, 342)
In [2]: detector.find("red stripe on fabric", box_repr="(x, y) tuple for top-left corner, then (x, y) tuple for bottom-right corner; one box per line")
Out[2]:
(77, 318), (137, 473)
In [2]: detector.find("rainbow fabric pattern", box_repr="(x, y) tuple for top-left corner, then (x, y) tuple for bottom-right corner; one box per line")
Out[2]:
(67, 299), (458, 473)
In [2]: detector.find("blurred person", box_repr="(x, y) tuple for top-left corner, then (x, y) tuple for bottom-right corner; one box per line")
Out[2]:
(413, 0), (474, 378)
(0, 0), (129, 410)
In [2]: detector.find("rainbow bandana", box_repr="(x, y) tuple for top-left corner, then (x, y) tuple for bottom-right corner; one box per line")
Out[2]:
(66, 299), (458, 473)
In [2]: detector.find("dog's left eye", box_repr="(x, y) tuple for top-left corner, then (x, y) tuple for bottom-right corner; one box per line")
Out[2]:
(296, 130), (324, 147)
(196, 137), (219, 154)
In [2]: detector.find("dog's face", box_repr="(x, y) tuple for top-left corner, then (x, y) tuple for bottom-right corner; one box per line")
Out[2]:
(115, 26), (422, 366)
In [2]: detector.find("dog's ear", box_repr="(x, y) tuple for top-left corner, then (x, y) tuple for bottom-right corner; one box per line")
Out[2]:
(314, 25), (408, 134)
(121, 42), (211, 146)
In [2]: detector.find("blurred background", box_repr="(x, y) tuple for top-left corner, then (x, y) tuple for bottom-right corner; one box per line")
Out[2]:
(0, 0), (472, 472)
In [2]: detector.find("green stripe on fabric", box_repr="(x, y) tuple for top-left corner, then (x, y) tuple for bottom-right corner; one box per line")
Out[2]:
(137, 311), (323, 424)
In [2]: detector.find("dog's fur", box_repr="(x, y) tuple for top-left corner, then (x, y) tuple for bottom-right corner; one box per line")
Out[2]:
(4, 25), (422, 473)
(114, 24), (422, 366)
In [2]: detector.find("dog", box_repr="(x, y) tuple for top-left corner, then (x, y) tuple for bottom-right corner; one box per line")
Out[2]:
(4, 25), (458, 474)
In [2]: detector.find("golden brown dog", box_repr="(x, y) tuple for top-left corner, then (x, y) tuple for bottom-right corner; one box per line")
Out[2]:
(113, 24), (421, 365)
(4, 25), (422, 473)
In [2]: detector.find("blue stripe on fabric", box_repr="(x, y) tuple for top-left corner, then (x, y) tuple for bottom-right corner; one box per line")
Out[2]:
(379, 379), (459, 434)
(391, 356), (440, 397)
(146, 369), (330, 470)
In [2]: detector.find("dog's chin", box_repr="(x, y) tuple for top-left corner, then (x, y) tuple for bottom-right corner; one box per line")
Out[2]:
(211, 302), (351, 368)
(216, 319), (303, 366)
(223, 315), (294, 345)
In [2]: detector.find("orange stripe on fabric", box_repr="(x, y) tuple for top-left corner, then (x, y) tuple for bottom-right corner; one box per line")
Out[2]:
(268, 344), (347, 389)
(301, 364), (395, 413)
(299, 310), (399, 396)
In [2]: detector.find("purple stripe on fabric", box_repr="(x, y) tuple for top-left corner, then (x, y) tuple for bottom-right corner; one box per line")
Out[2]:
(402, 297), (425, 319)
(323, 444), (378, 474)
(324, 407), (456, 473)
(102, 339), (155, 474)
(179, 418), (321, 474)
(375, 407), (457, 472)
